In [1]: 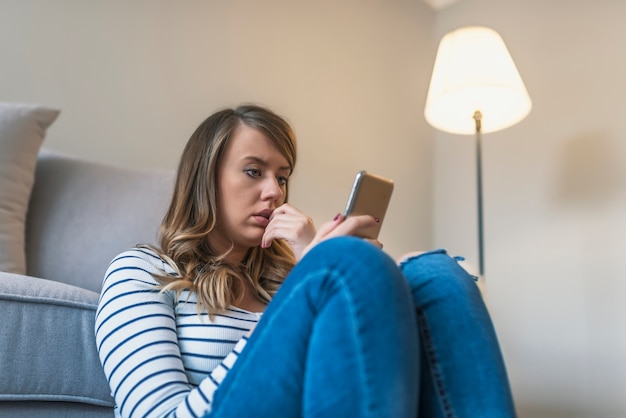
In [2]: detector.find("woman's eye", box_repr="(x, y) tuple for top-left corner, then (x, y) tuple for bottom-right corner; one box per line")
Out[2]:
(277, 176), (289, 186)
(245, 168), (261, 178)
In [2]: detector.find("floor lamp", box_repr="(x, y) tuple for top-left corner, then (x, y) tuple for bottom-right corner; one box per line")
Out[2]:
(424, 26), (532, 279)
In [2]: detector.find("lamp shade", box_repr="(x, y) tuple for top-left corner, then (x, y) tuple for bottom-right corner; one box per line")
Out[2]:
(424, 26), (532, 134)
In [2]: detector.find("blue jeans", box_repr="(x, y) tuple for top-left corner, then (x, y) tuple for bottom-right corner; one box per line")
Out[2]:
(207, 237), (515, 417)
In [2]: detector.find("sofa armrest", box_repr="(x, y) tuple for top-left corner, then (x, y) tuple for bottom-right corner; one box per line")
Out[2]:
(0, 271), (113, 407)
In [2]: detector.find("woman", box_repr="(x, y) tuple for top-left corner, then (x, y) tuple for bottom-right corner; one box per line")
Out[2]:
(95, 104), (516, 418)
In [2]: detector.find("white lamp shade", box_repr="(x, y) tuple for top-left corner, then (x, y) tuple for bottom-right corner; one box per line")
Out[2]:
(424, 26), (532, 135)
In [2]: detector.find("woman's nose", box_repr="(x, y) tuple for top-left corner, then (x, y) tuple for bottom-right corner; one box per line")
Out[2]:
(261, 177), (284, 202)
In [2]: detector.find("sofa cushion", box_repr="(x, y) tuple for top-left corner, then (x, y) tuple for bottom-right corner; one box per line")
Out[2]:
(0, 271), (114, 407)
(0, 103), (60, 274)
(26, 150), (174, 293)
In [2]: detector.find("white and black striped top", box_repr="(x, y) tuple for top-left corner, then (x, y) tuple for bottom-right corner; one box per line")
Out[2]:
(95, 248), (260, 418)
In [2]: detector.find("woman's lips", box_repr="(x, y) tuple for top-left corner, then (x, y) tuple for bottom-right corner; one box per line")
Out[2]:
(253, 215), (270, 227)
(252, 209), (273, 227)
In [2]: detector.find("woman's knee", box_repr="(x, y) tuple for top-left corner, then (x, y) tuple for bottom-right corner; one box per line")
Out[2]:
(398, 249), (480, 304)
(294, 236), (410, 302)
(302, 237), (398, 280)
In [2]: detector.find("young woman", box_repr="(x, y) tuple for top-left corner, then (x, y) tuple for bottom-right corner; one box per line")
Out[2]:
(95, 104), (516, 418)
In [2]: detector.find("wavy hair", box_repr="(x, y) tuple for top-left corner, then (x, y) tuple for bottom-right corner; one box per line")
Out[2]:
(143, 104), (297, 315)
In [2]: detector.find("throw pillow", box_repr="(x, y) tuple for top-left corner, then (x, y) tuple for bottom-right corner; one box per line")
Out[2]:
(0, 103), (60, 274)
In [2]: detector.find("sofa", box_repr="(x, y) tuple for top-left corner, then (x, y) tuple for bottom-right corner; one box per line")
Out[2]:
(0, 103), (175, 416)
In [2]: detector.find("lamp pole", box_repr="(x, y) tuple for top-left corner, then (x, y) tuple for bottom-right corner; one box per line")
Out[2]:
(473, 110), (485, 278)
(424, 26), (532, 279)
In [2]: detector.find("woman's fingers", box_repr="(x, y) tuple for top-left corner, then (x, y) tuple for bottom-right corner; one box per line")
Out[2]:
(299, 214), (382, 259)
(261, 204), (317, 259)
(262, 206), (383, 261)
(315, 213), (344, 238)
(327, 214), (379, 238)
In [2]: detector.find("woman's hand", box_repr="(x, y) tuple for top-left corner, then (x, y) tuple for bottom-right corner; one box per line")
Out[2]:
(261, 203), (317, 260)
(299, 213), (382, 259)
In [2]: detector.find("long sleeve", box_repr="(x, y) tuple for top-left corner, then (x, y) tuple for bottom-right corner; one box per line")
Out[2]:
(94, 249), (253, 418)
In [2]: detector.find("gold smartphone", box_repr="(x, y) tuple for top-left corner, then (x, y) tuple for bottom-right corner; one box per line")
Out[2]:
(343, 170), (394, 239)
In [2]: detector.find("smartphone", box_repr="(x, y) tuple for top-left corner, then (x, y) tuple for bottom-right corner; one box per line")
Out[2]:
(343, 170), (394, 239)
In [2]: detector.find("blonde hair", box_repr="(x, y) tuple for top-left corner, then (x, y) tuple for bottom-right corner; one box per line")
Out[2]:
(144, 104), (297, 315)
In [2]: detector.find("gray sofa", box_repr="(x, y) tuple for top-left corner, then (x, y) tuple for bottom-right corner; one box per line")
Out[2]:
(0, 149), (174, 417)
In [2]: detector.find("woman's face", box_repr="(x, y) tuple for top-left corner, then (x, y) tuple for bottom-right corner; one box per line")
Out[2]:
(211, 123), (291, 258)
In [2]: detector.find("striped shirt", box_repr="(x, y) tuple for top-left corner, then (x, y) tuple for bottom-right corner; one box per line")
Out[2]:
(95, 248), (261, 418)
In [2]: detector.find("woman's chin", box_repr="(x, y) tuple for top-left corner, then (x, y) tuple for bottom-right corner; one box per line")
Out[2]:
(243, 235), (264, 249)
(233, 227), (268, 250)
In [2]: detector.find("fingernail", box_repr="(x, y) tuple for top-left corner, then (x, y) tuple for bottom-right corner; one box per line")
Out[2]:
(333, 213), (341, 221)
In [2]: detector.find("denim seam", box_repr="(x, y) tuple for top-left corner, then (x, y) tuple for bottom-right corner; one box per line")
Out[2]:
(417, 308), (456, 418)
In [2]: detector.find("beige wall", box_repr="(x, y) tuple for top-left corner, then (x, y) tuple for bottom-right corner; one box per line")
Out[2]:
(433, 1), (626, 417)
(0, 0), (436, 259)
(3, 0), (625, 416)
